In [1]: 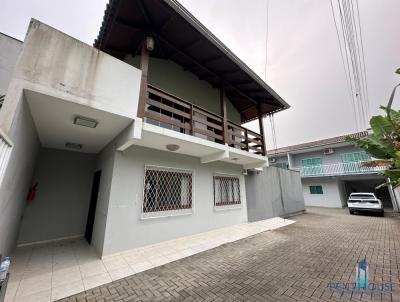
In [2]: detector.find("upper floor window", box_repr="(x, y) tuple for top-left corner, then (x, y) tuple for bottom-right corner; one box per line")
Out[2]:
(341, 151), (370, 163)
(142, 166), (193, 218)
(302, 158), (322, 176)
(301, 157), (322, 167)
(213, 175), (241, 207)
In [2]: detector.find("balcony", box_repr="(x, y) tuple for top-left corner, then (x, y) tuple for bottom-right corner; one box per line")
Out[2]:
(142, 85), (265, 156)
(295, 161), (388, 178)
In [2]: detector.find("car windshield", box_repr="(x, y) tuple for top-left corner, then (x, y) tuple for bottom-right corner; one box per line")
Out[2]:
(350, 194), (375, 199)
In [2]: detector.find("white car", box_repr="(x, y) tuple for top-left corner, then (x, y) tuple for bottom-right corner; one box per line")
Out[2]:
(347, 193), (384, 216)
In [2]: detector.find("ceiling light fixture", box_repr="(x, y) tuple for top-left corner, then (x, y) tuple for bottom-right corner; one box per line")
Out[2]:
(74, 116), (98, 128)
(65, 142), (83, 150)
(166, 144), (180, 152)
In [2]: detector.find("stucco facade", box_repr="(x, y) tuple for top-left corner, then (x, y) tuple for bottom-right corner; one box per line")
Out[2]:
(269, 134), (398, 210)
(0, 19), (294, 258)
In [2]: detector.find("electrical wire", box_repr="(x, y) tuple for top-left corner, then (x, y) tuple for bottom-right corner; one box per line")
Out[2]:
(333, 0), (370, 130)
(329, 0), (359, 131)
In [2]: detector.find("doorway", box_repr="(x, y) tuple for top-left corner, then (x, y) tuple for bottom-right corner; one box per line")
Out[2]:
(85, 170), (101, 243)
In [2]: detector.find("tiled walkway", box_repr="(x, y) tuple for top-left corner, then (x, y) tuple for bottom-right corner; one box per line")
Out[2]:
(5, 217), (294, 302)
(54, 208), (400, 301)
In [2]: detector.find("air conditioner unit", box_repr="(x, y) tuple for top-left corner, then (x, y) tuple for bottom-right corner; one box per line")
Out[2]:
(269, 158), (277, 163)
(324, 148), (334, 155)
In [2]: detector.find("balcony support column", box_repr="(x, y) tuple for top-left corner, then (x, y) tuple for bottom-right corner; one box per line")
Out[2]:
(137, 38), (151, 118)
(258, 105), (267, 156)
(220, 86), (228, 145)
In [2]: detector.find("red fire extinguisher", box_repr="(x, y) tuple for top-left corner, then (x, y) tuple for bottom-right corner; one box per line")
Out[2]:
(27, 183), (38, 202)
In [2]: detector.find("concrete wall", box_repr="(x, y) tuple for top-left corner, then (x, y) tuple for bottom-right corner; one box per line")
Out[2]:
(245, 167), (305, 222)
(100, 144), (247, 256)
(18, 148), (96, 244)
(91, 141), (116, 255)
(302, 177), (344, 208)
(0, 33), (22, 96)
(125, 55), (241, 123)
(0, 97), (39, 255)
(0, 20), (142, 133)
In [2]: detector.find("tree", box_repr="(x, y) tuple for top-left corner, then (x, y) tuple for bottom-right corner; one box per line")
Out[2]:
(347, 68), (400, 187)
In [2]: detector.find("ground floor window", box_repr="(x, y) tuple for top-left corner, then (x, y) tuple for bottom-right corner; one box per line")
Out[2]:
(214, 175), (241, 206)
(143, 166), (193, 215)
(310, 185), (323, 194)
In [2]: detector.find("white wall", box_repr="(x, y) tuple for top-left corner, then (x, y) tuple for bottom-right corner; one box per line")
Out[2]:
(0, 19), (142, 133)
(0, 98), (39, 255)
(91, 142), (116, 256)
(0, 33), (22, 96)
(18, 148), (96, 244)
(100, 144), (248, 256)
(302, 178), (343, 208)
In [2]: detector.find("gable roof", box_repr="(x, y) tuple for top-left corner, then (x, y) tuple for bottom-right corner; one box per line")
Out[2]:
(268, 131), (369, 156)
(94, 0), (289, 123)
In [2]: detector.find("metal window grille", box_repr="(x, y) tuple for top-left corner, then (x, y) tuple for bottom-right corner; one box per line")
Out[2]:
(214, 175), (241, 206)
(143, 166), (193, 214)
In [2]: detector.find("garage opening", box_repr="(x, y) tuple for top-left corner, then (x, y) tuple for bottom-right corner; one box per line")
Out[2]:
(343, 178), (393, 209)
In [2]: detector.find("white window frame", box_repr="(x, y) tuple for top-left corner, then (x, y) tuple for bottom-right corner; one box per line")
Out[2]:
(141, 165), (194, 219)
(213, 172), (242, 211)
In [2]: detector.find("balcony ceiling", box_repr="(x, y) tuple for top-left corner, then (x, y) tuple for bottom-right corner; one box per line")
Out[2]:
(95, 0), (290, 123)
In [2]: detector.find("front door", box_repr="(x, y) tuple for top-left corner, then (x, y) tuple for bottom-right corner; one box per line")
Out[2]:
(85, 170), (101, 244)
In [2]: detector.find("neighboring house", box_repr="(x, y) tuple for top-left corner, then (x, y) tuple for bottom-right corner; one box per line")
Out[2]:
(0, 0), (291, 257)
(0, 33), (22, 108)
(268, 131), (399, 210)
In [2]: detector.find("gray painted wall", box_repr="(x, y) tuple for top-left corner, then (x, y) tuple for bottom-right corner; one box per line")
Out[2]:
(0, 33), (22, 97)
(91, 141), (116, 256)
(245, 167), (305, 222)
(0, 97), (39, 255)
(18, 148), (96, 244)
(125, 55), (241, 123)
(100, 143), (248, 256)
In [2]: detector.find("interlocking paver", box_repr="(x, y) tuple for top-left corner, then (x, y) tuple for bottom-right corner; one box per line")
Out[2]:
(59, 207), (400, 301)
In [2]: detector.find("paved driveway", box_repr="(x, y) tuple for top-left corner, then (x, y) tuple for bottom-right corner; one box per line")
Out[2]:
(60, 208), (400, 301)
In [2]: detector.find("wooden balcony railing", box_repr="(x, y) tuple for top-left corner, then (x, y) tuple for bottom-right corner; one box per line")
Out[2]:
(143, 85), (265, 155)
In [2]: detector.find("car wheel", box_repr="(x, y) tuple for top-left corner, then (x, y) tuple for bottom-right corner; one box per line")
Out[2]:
(349, 210), (354, 215)
(380, 211), (384, 217)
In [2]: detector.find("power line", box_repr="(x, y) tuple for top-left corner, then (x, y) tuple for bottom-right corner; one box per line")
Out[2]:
(355, 0), (370, 117)
(329, 0), (359, 131)
(333, 0), (370, 130)
(264, 0), (270, 82)
(337, 0), (362, 129)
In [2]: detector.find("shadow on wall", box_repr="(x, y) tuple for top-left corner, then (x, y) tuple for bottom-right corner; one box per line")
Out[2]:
(245, 166), (305, 222)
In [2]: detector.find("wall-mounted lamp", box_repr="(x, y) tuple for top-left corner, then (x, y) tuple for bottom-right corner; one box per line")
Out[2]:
(146, 36), (155, 51)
